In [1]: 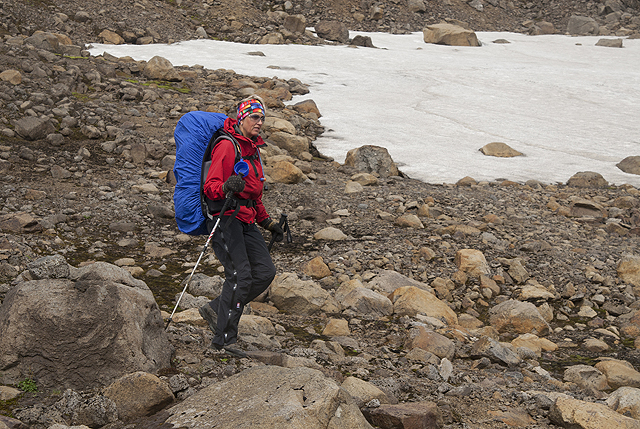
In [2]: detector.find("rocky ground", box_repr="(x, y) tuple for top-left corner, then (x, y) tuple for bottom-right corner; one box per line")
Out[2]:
(2, 0), (640, 428)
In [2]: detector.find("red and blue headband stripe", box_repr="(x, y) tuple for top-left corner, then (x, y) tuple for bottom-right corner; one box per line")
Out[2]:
(237, 99), (265, 121)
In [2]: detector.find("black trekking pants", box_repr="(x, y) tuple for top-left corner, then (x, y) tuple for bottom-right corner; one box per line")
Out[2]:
(207, 216), (276, 349)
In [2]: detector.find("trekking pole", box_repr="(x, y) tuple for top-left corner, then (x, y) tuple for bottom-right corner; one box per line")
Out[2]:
(165, 161), (249, 330)
(165, 197), (233, 330)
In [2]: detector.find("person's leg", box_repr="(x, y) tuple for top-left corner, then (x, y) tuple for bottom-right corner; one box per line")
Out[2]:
(198, 299), (217, 334)
(243, 223), (276, 303)
(210, 218), (252, 349)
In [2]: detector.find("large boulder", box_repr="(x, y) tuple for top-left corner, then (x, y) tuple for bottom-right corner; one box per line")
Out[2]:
(314, 20), (349, 43)
(618, 254), (640, 288)
(99, 29), (124, 45)
(617, 156), (640, 175)
(362, 402), (443, 428)
(142, 55), (182, 82)
(269, 272), (341, 315)
(606, 387), (640, 419)
(341, 377), (391, 408)
(470, 336), (521, 367)
(405, 326), (455, 360)
(550, 396), (640, 428)
(595, 359), (640, 389)
(367, 269), (433, 295)
(14, 117), (55, 141)
(0, 257), (172, 389)
(24, 31), (61, 52)
(267, 131), (309, 156)
(388, 286), (457, 325)
(408, 0), (427, 12)
(566, 15), (599, 35)
(267, 160), (306, 184)
(344, 145), (399, 178)
(488, 299), (550, 338)
(263, 117), (297, 135)
(566, 171), (609, 188)
(423, 23), (480, 46)
(454, 249), (490, 279)
(480, 142), (523, 157)
(342, 287), (393, 318)
(164, 366), (373, 428)
(103, 372), (174, 422)
(284, 14), (306, 34)
(563, 365), (610, 392)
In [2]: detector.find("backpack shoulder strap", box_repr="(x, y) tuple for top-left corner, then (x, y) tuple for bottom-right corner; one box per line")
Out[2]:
(200, 129), (242, 220)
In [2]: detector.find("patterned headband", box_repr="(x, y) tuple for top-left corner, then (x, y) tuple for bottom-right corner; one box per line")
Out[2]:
(237, 99), (265, 122)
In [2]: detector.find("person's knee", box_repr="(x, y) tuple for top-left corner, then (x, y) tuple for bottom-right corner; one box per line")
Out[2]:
(256, 263), (276, 285)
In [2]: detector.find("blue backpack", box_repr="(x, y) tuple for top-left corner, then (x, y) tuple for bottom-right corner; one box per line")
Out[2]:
(173, 111), (241, 235)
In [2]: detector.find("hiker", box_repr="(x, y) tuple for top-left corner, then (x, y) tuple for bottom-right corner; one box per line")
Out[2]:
(198, 96), (283, 357)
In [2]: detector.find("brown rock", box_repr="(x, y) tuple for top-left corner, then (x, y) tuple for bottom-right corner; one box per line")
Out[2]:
(454, 249), (490, 278)
(566, 171), (609, 188)
(0, 70), (22, 85)
(617, 156), (640, 175)
(489, 299), (550, 337)
(362, 401), (443, 429)
(423, 23), (480, 46)
(479, 142), (523, 157)
(303, 256), (332, 279)
(405, 326), (455, 360)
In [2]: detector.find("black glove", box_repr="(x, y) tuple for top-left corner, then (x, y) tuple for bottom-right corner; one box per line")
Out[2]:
(260, 217), (284, 242)
(222, 175), (245, 194)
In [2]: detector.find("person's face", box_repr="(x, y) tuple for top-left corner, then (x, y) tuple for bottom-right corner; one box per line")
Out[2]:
(239, 113), (265, 139)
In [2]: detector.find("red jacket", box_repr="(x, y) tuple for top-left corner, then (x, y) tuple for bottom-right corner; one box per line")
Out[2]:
(203, 118), (268, 224)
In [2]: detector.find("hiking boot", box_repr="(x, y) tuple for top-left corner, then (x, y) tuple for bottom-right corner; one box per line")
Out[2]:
(209, 341), (248, 359)
(198, 303), (217, 335)
(223, 346), (248, 358)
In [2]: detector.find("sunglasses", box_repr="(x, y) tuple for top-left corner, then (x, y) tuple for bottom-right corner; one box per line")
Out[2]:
(247, 114), (265, 123)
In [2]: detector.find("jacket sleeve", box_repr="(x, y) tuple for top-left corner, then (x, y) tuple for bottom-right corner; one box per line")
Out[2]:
(203, 139), (236, 201)
(254, 189), (269, 224)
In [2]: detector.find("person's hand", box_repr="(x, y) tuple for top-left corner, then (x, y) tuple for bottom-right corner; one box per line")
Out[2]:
(260, 217), (284, 242)
(222, 175), (245, 194)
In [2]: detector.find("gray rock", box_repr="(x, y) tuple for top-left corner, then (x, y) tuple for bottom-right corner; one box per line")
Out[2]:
(27, 254), (70, 279)
(143, 56), (182, 82)
(74, 11), (91, 22)
(489, 299), (550, 337)
(25, 31), (61, 52)
(104, 371), (174, 421)
(470, 336), (521, 367)
(315, 20), (349, 43)
(0, 261), (172, 389)
(368, 269), (433, 294)
(567, 171), (609, 188)
(362, 402), (442, 429)
(165, 366), (373, 428)
(52, 389), (118, 428)
(14, 116), (55, 140)
(185, 273), (224, 298)
(344, 145), (399, 177)
(563, 364), (610, 391)
(284, 15), (306, 33)
(617, 156), (640, 175)
(596, 38), (624, 47)
(342, 287), (393, 317)
(567, 15), (599, 35)
(408, 0), (427, 12)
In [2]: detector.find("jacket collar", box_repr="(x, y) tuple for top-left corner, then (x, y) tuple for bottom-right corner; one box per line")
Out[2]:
(225, 118), (265, 149)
